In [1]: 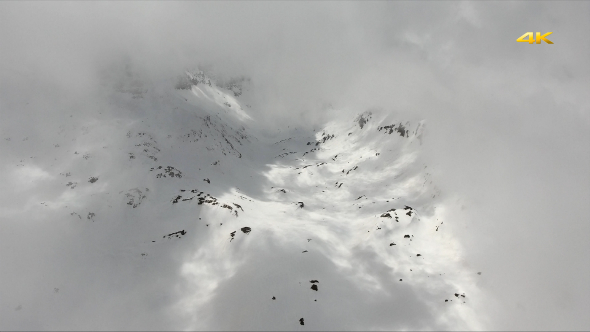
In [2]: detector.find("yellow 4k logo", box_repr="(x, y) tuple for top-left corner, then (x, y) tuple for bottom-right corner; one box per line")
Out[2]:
(517, 32), (553, 44)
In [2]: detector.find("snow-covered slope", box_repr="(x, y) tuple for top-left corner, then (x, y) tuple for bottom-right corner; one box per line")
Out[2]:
(0, 71), (481, 330)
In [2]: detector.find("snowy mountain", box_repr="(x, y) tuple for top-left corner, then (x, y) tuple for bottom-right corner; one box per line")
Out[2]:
(1, 70), (481, 330)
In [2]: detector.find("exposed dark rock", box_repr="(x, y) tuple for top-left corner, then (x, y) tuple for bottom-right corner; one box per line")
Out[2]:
(150, 166), (182, 178)
(357, 113), (370, 129)
(378, 122), (409, 137)
(125, 188), (147, 208)
(164, 230), (186, 239)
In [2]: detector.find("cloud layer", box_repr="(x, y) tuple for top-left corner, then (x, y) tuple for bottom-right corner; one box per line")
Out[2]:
(1, 2), (589, 330)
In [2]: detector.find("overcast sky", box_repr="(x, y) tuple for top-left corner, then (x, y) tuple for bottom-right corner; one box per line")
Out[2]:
(1, 1), (589, 330)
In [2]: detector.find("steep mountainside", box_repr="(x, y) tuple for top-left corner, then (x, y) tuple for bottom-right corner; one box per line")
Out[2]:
(0, 71), (480, 330)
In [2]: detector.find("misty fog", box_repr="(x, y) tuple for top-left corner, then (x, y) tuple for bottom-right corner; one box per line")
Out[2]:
(1, 2), (589, 330)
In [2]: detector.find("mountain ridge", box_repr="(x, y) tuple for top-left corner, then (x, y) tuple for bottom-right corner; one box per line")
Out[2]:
(0, 70), (480, 330)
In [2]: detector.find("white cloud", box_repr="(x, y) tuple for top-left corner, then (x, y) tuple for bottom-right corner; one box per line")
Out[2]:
(1, 1), (589, 330)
